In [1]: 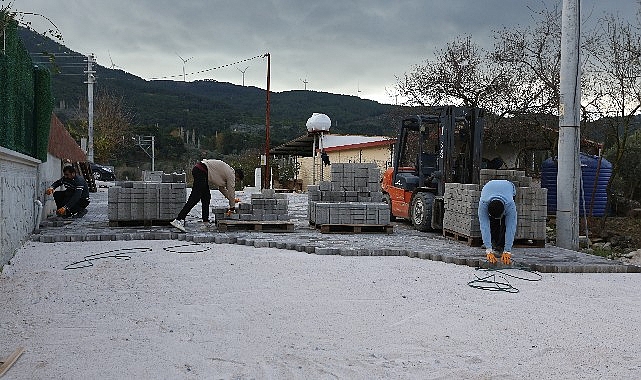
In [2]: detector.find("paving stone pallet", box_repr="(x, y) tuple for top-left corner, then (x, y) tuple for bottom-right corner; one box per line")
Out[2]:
(108, 219), (172, 227)
(215, 220), (295, 232)
(317, 223), (394, 234)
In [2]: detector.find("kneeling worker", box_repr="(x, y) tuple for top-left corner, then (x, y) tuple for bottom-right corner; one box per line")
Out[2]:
(478, 179), (517, 265)
(46, 165), (90, 218)
(170, 159), (244, 232)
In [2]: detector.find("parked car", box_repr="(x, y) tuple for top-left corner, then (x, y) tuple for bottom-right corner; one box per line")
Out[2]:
(90, 163), (116, 181)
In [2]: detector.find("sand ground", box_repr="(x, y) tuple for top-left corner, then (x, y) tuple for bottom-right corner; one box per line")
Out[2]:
(1, 239), (640, 379)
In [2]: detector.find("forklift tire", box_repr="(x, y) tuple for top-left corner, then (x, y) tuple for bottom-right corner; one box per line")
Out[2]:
(410, 192), (435, 232)
(382, 193), (396, 221)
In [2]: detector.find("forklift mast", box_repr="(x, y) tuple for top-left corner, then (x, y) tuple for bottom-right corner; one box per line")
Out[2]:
(391, 106), (484, 195)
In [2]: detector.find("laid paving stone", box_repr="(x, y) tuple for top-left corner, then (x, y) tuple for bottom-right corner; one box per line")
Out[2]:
(32, 189), (641, 273)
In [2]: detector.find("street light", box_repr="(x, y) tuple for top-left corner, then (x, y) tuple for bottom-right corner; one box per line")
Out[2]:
(133, 135), (155, 171)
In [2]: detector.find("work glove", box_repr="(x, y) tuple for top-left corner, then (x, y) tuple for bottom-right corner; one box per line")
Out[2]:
(46, 187), (54, 195)
(225, 208), (236, 217)
(56, 207), (67, 216)
(486, 250), (498, 264)
(234, 198), (241, 203)
(501, 252), (512, 265)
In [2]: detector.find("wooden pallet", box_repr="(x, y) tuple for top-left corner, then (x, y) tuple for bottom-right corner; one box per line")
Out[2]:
(513, 238), (546, 248)
(109, 219), (171, 227)
(317, 224), (394, 234)
(443, 229), (545, 248)
(216, 220), (294, 232)
(0, 347), (24, 377)
(75, 161), (97, 193)
(442, 229), (482, 246)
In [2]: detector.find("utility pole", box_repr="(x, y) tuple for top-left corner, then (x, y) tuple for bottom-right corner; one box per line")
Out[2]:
(134, 135), (156, 171)
(300, 78), (308, 90)
(84, 53), (96, 162)
(557, 0), (581, 250)
(264, 53), (271, 189)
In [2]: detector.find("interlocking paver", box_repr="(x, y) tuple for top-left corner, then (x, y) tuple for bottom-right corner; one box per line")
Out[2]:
(33, 185), (641, 273)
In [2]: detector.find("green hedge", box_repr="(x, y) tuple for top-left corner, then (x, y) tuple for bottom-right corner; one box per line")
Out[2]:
(0, 20), (52, 161)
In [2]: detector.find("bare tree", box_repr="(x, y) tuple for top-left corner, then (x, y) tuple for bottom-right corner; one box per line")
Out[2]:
(491, 4), (563, 118)
(66, 90), (134, 163)
(582, 12), (641, 213)
(1, 2), (63, 43)
(396, 35), (509, 111)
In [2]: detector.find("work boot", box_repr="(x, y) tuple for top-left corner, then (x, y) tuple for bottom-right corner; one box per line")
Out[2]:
(72, 209), (88, 219)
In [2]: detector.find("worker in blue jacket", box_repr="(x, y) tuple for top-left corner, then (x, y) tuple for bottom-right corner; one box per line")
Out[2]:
(46, 165), (90, 218)
(478, 179), (517, 265)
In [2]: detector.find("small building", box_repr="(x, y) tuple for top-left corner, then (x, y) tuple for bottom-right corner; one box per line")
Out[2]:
(271, 133), (395, 190)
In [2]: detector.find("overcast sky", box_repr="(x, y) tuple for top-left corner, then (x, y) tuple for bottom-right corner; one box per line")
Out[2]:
(11, 0), (640, 104)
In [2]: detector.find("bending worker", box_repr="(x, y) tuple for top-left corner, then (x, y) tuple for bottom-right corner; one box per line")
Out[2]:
(170, 159), (244, 232)
(478, 179), (517, 265)
(46, 165), (90, 218)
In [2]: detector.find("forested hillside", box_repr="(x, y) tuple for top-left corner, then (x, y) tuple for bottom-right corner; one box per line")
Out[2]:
(19, 27), (398, 171)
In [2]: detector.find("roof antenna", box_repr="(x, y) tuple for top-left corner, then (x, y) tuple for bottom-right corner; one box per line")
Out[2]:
(300, 78), (309, 90)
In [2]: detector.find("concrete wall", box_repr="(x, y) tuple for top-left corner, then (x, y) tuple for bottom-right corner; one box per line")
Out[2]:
(39, 153), (63, 218)
(0, 147), (41, 267)
(298, 145), (393, 190)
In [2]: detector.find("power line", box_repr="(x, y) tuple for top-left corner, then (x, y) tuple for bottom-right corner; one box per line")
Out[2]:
(149, 54), (265, 80)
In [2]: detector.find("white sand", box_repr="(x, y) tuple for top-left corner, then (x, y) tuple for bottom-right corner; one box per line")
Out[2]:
(1, 240), (640, 379)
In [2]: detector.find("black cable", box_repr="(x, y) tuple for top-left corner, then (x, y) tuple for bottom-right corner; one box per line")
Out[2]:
(468, 272), (519, 293)
(468, 260), (542, 293)
(64, 247), (152, 270)
(162, 242), (212, 254)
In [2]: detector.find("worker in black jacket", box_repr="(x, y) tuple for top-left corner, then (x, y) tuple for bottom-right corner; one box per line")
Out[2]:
(46, 165), (90, 218)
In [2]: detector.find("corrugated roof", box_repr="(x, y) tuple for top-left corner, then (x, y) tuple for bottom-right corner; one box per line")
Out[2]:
(270, 133), (395, 157)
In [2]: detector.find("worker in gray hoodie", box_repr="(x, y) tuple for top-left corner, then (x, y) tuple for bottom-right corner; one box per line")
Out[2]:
(170, 159), (244, 232)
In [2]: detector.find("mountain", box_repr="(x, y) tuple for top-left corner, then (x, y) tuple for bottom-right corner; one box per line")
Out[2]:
(18, 27), (398, 153)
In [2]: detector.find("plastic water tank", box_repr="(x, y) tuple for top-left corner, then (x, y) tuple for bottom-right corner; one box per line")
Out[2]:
(541, 153), (612, 217)
(306, 113), (331, 132)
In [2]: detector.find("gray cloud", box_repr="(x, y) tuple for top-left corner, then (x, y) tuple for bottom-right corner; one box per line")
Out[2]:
(14, 0), (640, 103)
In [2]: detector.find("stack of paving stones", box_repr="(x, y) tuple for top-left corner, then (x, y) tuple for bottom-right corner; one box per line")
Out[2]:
(442, 183), (482, 237)
(212, 189), (290, 222)
(443, 169), (547, 243)
(307, 163), (389, 226)
(108, 172), (187, 224)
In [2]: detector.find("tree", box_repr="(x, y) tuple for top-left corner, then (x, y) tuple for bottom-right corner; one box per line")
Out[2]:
(491, 4), (563, 118)
(605, 127), (641, 204)
(395, 35), (507, 111)
(1, 1), (63, 44)
(583, 13), (641, 161)
(581, 12), (641, 216)
(66, 90), (134, 163)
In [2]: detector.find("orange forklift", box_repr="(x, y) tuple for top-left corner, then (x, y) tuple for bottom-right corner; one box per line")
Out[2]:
(381, 106), (485, 231)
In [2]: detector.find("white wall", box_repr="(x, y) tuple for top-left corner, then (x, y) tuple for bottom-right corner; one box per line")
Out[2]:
(298, 145), (393, 190)
(0, 147), (41, 267)
(39, 153), (63, 218)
